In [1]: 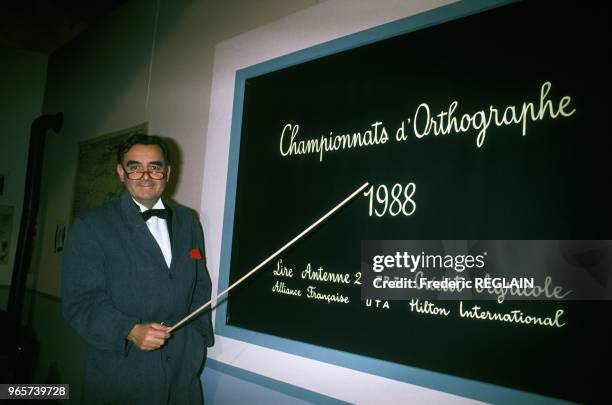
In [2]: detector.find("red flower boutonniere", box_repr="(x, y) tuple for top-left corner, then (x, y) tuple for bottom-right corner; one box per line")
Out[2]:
(189, 248), (203, 260)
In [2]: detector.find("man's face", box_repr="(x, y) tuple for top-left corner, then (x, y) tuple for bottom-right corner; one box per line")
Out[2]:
(116, 144), (171, 208)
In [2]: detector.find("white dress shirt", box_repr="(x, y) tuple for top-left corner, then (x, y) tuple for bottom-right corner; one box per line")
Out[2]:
(133, 198), (172, 268)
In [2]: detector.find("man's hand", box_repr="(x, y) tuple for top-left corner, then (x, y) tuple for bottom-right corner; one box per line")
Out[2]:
(127, 323), (171, 351)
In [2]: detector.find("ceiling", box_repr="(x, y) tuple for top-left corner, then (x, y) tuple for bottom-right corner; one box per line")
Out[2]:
(0, 0), (127, 54)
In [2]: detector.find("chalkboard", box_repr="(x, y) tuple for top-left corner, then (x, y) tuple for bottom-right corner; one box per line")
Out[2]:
(224, 1), (611, 402)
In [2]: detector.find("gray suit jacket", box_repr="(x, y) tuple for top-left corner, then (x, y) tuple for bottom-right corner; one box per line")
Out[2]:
(62, 190), (214, 404)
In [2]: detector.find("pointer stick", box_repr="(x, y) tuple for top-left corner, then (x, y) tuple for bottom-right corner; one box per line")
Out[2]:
(168, 181), (369, 333)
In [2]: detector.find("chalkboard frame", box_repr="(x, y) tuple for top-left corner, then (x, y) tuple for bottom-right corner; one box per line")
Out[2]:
(213, 1), (556, 403)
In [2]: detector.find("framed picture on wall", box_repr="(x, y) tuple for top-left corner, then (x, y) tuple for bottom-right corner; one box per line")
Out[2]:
(0, 205), (14, 264)
(54, 222), (66, 253)
(71, 123), (148, 220)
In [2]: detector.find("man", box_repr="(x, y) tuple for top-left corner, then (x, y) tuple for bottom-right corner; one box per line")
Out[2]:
(62, 134), (214, 404)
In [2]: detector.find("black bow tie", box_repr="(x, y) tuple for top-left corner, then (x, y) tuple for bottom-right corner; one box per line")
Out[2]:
(141, 209), (168, 221)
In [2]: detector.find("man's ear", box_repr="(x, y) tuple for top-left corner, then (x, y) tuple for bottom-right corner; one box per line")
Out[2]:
(116, 164), (126, 183)
(166, 165), (171, 183)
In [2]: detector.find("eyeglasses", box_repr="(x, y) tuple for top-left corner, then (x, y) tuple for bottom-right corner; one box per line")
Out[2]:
(122, 166), (167, 180)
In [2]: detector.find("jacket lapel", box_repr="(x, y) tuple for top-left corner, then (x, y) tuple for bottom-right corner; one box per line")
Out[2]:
(120, 191), (169, 270)
(163, 197), (188, 271)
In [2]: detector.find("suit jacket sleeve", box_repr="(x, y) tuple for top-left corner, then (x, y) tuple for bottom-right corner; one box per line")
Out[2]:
(62, 215), (140, 355)
(189, 218), (215, 347)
